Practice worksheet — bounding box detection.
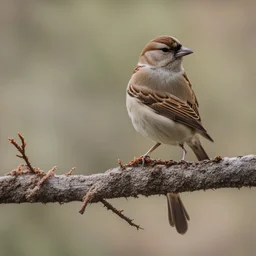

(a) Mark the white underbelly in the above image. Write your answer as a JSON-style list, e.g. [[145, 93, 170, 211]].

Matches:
[[126, 94, 195, 145]]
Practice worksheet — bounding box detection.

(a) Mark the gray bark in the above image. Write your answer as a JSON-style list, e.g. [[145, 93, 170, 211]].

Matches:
[[0, 155, 255, 204]]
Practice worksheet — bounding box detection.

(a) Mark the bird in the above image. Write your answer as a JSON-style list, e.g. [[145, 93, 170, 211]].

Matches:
[[126, 35, 213, 234]]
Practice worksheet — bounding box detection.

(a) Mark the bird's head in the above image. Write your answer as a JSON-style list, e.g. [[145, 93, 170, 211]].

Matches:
[[139, 36, 193, 71]]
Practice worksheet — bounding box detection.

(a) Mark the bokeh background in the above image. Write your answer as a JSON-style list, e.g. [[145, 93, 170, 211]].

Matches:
[[0, 1, 255, 255]]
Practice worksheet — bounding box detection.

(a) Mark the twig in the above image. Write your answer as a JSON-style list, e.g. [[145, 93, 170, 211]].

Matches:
[[26, 166, 56, 201], [8, 133, 36, 173], [100, 199, 143, 230], [79, 184, 141, 230], [118, 159, 124, 168], [66, 167, 76, 176], [7, 164, 27, 176], [79, 185, 97, 214]]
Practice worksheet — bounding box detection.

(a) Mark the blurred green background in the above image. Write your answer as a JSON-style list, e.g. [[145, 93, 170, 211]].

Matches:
[[0, 1, 255, 255]]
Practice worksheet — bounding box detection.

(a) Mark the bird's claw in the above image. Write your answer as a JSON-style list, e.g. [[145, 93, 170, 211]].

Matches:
[[180, 159, 189, 165], [141, 155, 150, 166]]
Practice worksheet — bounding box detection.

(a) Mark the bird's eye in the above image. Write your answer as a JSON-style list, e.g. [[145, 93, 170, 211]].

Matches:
[[173, 44, 182, 52], [161, 48, 169, 52]]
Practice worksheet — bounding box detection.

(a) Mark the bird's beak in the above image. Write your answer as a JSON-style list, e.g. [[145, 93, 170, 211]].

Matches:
[[175, 46, 193, 58]]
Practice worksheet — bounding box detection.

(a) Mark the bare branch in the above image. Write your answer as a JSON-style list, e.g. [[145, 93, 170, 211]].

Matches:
[[4, 133, 256, 230], [100, 199, 143, 230], [0, 155, 255, 205]]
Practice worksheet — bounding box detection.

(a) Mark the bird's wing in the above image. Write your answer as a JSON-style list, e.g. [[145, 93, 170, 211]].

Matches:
[[182, 72, 200, 117], [127, 83, 213, 142]]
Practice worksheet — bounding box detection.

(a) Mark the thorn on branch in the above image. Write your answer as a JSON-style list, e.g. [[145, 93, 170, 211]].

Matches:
[[100, 199, 143, 230], [65, 167, 76, 176], [26, 166, 57, 201]]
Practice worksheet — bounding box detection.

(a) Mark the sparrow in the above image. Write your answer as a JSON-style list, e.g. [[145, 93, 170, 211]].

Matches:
[[126, 36, 213, 234]]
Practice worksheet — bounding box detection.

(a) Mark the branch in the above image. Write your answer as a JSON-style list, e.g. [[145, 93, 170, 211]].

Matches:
[[3, 133, 256, 230], [100, 199, 143, 230], [1, 155, 256, 204], [5, 133, 145, 229]]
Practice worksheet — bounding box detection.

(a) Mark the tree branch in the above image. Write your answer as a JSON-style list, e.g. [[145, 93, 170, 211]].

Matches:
[[3, 133, 256, 230], [1, 155, 255, 204]]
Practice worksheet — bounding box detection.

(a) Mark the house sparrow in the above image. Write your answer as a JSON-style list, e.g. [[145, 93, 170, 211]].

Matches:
[[126, 36, 213, 234]]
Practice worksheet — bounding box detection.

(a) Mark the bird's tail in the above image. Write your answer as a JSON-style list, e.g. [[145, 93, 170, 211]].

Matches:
[[187, 139, 210, 161], [167, 193, 190, 234], [167, 138, 210, 234]]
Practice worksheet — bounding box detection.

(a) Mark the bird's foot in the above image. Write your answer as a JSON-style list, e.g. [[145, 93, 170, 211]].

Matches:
[[141, 154, 151, 166], [179, 159, 190, 167], [126, 155, 152, 167]]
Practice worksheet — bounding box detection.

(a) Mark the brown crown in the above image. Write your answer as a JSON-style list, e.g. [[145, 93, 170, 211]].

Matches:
[[140, 36, 180, 56]]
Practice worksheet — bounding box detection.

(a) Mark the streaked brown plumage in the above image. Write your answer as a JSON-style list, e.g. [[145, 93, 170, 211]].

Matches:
[[127, 83, 213, 142]]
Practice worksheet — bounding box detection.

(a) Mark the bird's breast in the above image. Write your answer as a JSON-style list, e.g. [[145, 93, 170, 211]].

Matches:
[[126, 92, 194, 145]]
